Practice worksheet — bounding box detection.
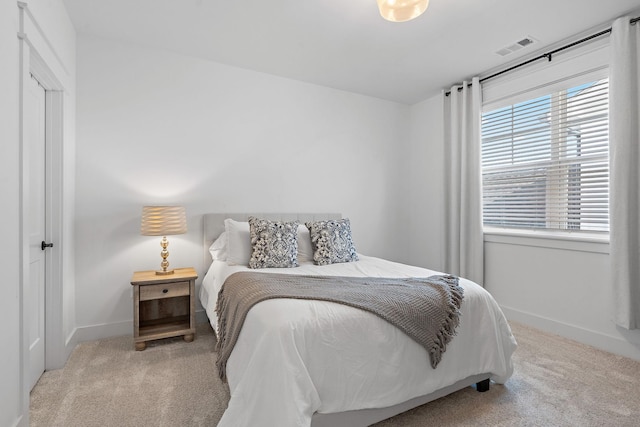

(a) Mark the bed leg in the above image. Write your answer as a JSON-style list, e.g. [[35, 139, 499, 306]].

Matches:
[[476, 378, 490, 392]]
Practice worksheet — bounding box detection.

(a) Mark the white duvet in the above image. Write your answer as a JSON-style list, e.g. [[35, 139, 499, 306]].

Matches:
[[200, 255, 517, 427]]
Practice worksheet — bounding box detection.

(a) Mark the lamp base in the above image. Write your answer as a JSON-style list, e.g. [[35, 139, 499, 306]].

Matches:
[[155, 269, 175, 276], [156, 236, 174, 275]]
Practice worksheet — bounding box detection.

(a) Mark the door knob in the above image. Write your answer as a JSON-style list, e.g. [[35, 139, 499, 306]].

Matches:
[[41, 241, 54, 251]]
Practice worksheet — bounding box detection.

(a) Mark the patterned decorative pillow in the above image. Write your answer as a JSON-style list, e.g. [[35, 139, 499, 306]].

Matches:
[[248, 217, 300, 269], [305, 218, 359, 266]]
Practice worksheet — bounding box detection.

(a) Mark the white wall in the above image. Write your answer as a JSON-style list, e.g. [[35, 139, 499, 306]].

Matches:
[[0, 0, 76, 425], [0, 2, 24, 425], [403, 95, 445, 271], [408, 91, 640, 361], [485, 237, 640, 360], [74, 35, 409, 338]]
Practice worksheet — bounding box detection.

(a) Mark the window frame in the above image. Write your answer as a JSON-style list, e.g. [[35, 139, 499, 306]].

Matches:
[[480, 42, 610, 245]]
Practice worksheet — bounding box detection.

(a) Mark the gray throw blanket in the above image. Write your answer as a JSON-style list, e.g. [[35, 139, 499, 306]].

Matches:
[[215, 272, 464, 381]]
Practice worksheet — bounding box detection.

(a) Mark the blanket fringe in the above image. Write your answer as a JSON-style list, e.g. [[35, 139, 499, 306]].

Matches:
[[428, 275, 464, 369], [215, 292, 229, 382]]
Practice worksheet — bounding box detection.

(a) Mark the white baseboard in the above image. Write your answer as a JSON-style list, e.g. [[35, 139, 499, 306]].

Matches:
[[73, 320, 132, 343], [44, 327, 80, 371], [195, 309, 209, 325], [64, 327, 78, 362], [14, 414, 26, 427], [501, 305, 640, 362], [68, 309, 211, 344]]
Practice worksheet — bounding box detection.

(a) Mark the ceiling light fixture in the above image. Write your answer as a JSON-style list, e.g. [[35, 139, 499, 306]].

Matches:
[[377, 0, 429, 22]]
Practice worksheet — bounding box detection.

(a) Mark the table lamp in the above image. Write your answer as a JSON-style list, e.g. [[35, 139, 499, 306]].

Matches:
[[140, 205, 187, 275]]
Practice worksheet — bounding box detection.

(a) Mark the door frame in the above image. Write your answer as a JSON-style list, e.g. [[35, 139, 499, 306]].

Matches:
[[18, 2, 67, 422], [30, 53, 66, 370]]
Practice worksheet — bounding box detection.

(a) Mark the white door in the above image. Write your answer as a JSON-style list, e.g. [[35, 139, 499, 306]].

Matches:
[[26, 74, 46, 390]]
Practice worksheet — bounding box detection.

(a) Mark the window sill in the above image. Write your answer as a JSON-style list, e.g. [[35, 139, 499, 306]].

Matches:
[[483, 227, 610, 254]]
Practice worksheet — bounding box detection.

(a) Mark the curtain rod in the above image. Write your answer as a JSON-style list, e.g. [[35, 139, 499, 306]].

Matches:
[[445, 15, 640, 96]]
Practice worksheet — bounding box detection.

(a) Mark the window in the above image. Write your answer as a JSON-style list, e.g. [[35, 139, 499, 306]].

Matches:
[[481, 78, 609, 233]]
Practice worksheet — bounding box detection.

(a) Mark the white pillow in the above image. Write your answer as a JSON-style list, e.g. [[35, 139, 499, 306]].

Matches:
[[208, 231, 228, 261], [297, 224, 313, 263], [225, 219, 251, 265]]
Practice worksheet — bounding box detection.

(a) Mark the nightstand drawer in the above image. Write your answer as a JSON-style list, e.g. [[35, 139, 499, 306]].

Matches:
[[140, 281, 190, 301]]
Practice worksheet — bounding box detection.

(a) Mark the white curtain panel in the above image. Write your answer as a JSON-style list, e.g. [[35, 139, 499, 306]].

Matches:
[[442, 77, 484, 285], [610, 17, 640, 330]]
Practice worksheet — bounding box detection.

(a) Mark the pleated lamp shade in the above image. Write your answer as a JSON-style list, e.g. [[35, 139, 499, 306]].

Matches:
[[141, 206, 187, 275], [377, 0, 429, 22], [141, 206, 187, 236]]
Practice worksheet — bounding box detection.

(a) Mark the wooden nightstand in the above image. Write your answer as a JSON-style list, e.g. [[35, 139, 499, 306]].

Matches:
[[130, 267, 198, 351]]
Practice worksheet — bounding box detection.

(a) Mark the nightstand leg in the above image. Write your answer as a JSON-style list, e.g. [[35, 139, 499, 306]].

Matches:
[[183, 333, 194, 343], [135, 342, 147, 351]]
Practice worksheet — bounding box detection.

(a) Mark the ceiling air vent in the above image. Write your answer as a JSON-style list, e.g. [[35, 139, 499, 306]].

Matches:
[[496, 36, 537, 57]]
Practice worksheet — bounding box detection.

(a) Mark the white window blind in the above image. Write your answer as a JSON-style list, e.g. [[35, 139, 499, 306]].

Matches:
[[481, 78, 609, 232]]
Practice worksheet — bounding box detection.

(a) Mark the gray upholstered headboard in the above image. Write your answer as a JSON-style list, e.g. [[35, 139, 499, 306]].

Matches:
[[202, 213, 341, 266]]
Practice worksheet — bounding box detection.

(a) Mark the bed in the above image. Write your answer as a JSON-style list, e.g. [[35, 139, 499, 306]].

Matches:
[[199, 213, 517, 427]]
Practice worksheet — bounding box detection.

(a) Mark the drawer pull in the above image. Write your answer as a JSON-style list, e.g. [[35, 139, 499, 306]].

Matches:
[[162, 289, 169, 294]]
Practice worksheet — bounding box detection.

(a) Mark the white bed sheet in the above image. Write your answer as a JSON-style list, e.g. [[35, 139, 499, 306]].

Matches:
[[201, 255, 517, 427]]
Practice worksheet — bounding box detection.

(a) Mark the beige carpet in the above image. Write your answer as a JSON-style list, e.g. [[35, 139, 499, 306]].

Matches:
[[31, 322, 640, 426]]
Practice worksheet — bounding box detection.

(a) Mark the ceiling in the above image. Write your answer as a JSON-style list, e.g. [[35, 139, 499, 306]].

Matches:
[[62, 0, 640, 104]]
